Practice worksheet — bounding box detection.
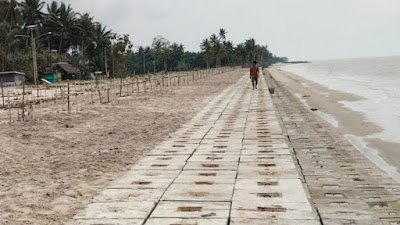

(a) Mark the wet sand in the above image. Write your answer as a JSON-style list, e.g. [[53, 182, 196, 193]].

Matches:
[[268, 65, 400, 182]]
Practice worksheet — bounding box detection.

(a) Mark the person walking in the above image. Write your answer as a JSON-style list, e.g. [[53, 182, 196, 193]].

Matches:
[[250, 61, 259, 90]]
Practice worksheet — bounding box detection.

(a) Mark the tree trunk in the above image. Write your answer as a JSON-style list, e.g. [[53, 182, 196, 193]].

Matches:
[[163, 59, 168, 73], [58, 37, 63, 57], [1, 55, 5, 72]]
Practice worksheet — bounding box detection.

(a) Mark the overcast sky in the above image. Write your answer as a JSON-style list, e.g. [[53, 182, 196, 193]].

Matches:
[[45, 0, 400, 61]]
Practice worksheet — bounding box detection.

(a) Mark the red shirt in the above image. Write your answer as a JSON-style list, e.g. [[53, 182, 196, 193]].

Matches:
[[250, 66, 259, 77]]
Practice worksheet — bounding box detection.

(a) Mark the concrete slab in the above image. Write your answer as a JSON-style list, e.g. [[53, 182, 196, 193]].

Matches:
[[75, 202, 155, 219], [144, 218, 228, 225], [137, 155, 190, 164], [184, 161, 239, 171], [188, 155, 240, 162], [240, 148, 292, 155], [150, 201, 231, 219], [238, 161, 297, 171], [109, 177, 174, 189], [162, 183, 234, 201], [93, 189, 165, 203], [237, 168, 300, 179], [239, 155, 295, 163], [231, 202, 317, 220], [230, 218, 320, 225], [69, 219, 144, 225], [174, 170, 237, 184], [131, 161, 186, 170]]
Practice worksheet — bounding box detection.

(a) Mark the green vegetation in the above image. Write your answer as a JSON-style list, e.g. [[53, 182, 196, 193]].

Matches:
[[0, 0, 288, 82]]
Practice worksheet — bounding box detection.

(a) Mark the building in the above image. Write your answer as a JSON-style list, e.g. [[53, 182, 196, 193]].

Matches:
[[54, 62, 80, 80], [0, 71, 25, 86]]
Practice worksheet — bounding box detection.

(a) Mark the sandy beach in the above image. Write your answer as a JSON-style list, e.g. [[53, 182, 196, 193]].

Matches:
[[0, 70, 245, 224], [268, 65, 400, 181]]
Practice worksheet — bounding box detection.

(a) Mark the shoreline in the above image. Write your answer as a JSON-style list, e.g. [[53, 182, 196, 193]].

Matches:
[[268, 65, 400, 183]]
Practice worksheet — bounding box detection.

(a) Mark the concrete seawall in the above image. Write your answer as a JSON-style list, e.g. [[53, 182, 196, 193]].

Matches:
[[266, 67, 400, 225]]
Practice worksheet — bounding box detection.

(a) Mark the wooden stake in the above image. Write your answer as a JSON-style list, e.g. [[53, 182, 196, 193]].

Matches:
[[7, 92, 11, 124], [90, 82, 94, 104], [22, 77, 25, 122], [120, 76, 123, 97], [1, 79, 4, 108], [75, 92, 78, 113], [67, 80, 70, 114], [97, 86, 102, 104], [136, 76, 139, 93], [107, 88, 110, 103], [39, 99, 42, 119]]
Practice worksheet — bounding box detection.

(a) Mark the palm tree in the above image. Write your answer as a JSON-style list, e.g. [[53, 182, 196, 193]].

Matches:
[[210, 34, 223, 67], [218, 28, 231, 64], [1, 0, 22, 26], [151, 35, 170, 72], [235, 43, 248, 67], [47, 2, 78, 56], [86, 22, 111, 71], [77, 13, 94, 58], [20, 0, 44, 26], [0, 23, 21, 71], [200, 38, 211, 69], [244, 38, 256, 65], [46, 0, 59, 16]]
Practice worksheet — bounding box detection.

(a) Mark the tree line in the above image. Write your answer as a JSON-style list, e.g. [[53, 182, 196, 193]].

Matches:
[[0, 0, 288, 82]]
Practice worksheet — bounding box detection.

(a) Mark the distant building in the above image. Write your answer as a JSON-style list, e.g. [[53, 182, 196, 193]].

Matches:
[[0, 71, 25, 86], [54, 62, 80, 80]]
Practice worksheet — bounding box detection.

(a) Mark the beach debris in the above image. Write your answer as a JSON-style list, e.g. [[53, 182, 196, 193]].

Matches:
[[311, 108, 318, 111]]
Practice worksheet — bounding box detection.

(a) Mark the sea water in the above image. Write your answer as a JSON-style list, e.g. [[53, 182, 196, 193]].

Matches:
[[282, 56, 400, 181]]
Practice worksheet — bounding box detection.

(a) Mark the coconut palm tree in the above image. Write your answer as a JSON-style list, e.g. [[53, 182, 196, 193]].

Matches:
[[210, 34, 223, 67], [244, 38, 256, 65], [47, 2, 78, 56], [0, 22, 21, 71], [1, 0, 22, 26], [200, 38, 211, 69], [218, 28, 231, 64], [20, 0, 45, 26], [77, 13, 95, 58], [85, 22, 111, 71]]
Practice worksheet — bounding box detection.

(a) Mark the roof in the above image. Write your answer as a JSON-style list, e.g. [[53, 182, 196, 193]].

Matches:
[[55, 62, 79, 74], [0, 71, 25, 76]]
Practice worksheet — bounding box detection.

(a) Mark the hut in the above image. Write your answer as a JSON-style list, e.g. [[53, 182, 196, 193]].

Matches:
[[54, 62, 80, 80], [0, 71, 25, 87]]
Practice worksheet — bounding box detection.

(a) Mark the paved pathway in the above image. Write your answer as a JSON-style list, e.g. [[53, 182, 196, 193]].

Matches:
[[69, 72, 320, 225]]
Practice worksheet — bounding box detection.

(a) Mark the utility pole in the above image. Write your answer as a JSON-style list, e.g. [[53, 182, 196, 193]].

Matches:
[[30, 29, 38, 87]]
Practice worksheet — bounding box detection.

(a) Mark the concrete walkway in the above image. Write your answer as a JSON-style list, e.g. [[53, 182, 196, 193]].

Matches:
[[70, 72, 320, 225]]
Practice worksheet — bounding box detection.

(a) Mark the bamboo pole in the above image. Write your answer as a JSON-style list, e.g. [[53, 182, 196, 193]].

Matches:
[[120, 76, 123, 97], [67, 80, 70, 114], [39, 99, 42, 119], [136, 76, 139, 93], [22, 78, 25, 122], [75, 91, 78, 113], [1, 79, 4, 108], [90, 81, 94, 104], [107, 88, 110, 103], [7, 92, 11, 124], [98, 85, 102, 104]]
